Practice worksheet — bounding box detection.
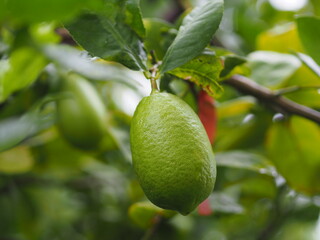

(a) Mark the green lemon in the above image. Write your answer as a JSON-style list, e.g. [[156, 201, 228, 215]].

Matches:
[[130, 92, 216, 215], [57, 73, 109, 150]]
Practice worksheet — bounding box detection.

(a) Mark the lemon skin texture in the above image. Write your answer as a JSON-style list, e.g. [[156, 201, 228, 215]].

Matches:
[[130, 92, 216, 215], [57, 74, 108, 150]]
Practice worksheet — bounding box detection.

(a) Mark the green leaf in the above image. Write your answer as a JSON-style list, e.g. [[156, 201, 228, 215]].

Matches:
[[248, 51, 301, 88], [0, 47, 47, 102], [257, 23, 303, 53], [0, 97, 56, 152], [296, 16, 320, 66], [217, 96, 256, 119], [209, 192, 244, 214], [143, 18, 175, 60], [294, 52, 320, 79], [311, 0, 320, 16], [0, 146, 34, 174], [266, 116, 320, 195], [42, 44, 140, 89], [239, 176, 276, 199], [33, 136, 96, 179], [160, 0, 224, 73], [168, 53, 223, 97], [125, 0, 146, 38], [284, 64, 320, 108], [220, 55, 247, 78], [66, 13, 147, 71], [6, 0, 103, 23], [216, 151, 275, 176]]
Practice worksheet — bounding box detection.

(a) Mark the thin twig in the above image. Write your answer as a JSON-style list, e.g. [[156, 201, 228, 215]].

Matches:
[[224, 75, 320, 124]]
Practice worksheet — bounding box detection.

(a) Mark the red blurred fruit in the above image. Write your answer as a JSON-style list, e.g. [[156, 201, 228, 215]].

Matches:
[[197, 90, 217, 215]]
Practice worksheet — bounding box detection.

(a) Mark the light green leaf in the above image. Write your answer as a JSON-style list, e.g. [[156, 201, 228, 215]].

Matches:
[[0, 47, 47, 102], [248, 51, 301, 88], [216, 151, 275, 176], [296, 16, 320, 66], [160, 0, 224, 73], [294, 52, 320, 79], [0, 97, 56, 152], [66, 13, 147, 71], [257, 23, 303, 53], [168, 53, 223, 97], [0, 146, 34, 174], [284, 64, 320, 108], [266, 116, 320, 195], [43, 44, 140, 89], [217, 96, 256, 119]]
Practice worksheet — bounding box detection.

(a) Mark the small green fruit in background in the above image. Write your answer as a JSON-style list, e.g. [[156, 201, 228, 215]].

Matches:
[[129, 201, 176, 229], [57, 73, 110, 150], [130, 92, 216, 215]]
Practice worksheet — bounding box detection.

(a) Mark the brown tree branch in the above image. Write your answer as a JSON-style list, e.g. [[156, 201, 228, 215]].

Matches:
[[224, 75, 320, 124]]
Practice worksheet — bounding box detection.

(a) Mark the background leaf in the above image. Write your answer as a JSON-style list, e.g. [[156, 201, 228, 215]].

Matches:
[[216, 151, 275, 176], [257, 23, 303, 53], [209, 192, 244, 214], [43, 44, 140, 89], [0, 146, 34, 174], [266, 116, 320, 195], [296, 16, 320, 66], [0, 98, 55, 152], [0, 47, 47, 102], [248, 51, 301, 87], [160, 0, 224, 73], [5, 0, 103, 23]]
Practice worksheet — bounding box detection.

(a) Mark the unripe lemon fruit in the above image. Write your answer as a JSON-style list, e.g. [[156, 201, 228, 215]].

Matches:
[[57, 73, 108, 150], [130, 92, 216, 215]]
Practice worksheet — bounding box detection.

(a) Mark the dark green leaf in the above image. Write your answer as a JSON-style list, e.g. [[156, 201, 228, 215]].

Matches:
[[168, 53, 223, 97], [6, 0, 103, 23], [125, 0, 146, 38], [296, 16, 320, 66], [311, 0, 320, 16], [143, 18, 175, 60], [220, 55, 247, 78], [66, 13, 147, 71], [160, 0, 224, 73]]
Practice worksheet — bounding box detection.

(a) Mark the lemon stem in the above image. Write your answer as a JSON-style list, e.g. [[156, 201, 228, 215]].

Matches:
[[150, 65, 159, 94]]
